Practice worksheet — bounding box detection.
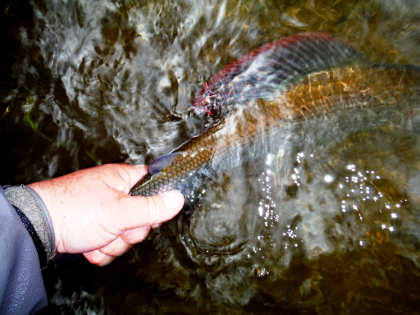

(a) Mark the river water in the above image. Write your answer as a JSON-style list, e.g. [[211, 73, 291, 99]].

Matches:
[[1, 0, 420, 314]]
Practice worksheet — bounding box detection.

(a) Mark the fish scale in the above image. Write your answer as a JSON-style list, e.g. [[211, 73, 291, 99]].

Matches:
[[130, 33, 420, 197]]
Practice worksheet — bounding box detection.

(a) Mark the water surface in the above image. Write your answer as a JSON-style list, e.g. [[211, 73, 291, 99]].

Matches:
[[1, 0, 420, 313]]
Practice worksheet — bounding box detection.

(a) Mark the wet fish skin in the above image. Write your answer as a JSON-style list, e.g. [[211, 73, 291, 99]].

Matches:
[[130, 33, 420, 197]]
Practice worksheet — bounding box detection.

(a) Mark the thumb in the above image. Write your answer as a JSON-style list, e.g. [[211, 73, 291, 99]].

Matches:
[[115, 164, 148, 190], [116, 190, 185, 229]]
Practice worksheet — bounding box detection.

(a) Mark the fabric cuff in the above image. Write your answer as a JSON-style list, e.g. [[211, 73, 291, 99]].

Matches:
[[4, 185, 56, 261]]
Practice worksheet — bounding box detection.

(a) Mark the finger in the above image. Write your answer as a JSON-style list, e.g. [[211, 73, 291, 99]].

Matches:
[[99, 237, 132, 256], [121, 226, 151, 244], [116, 190, 184, 229], [117, 164, 149, 190], [84, 250, 115, 266]]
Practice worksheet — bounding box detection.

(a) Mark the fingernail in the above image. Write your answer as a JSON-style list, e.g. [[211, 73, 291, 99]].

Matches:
[[162, 190, 184, 212]]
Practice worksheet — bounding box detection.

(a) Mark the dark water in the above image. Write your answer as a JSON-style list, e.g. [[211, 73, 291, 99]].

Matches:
[[1, 0, 420, 314]]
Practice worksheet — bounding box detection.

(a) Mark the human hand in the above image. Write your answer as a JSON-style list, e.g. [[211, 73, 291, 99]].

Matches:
[[28, 164, 184, 266]]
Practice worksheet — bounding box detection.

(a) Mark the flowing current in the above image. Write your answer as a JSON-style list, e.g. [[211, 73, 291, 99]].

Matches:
[[1, 0, 420, 313]]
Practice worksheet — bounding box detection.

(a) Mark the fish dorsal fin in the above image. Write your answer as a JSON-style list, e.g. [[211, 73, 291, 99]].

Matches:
[[194, 32, 367, 116]]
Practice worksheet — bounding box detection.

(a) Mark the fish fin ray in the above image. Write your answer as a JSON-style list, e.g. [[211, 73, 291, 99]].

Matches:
[[194, 32, 367, 116], [148, 152, 181, 175]]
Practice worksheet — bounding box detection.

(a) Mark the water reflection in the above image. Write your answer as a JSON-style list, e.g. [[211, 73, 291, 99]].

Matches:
[[1, 0, 420, 313]]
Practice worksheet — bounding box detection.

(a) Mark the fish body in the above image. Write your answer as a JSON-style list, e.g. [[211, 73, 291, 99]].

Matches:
[[130, 33, 420, 197]]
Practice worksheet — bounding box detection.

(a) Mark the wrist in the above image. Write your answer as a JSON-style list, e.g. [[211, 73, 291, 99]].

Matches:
[[4, 185, 56, 263]]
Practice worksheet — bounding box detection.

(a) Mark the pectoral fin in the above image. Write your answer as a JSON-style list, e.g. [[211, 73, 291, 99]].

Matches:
[[148, 152, 180, 175]]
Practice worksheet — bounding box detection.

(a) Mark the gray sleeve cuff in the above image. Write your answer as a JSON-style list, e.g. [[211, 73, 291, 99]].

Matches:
[[4, 185, 56, 260]]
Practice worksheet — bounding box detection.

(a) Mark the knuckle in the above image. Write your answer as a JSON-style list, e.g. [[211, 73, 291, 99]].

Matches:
[[84, 251, 105, 265], [84, 250, 115, 266]]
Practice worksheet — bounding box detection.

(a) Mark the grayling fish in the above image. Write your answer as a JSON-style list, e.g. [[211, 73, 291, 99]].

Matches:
[[130, 32, 420, 197]]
